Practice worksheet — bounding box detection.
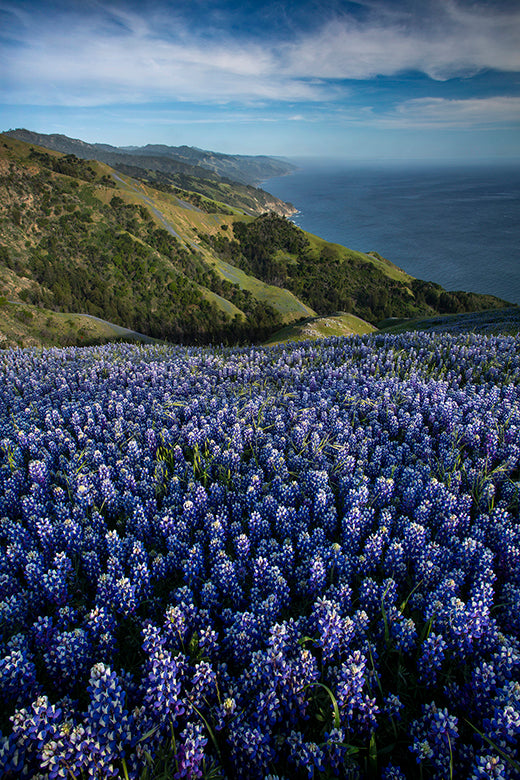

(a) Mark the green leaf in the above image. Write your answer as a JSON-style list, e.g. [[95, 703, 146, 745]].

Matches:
[[306, 682, 341, 730], [298, 635, 316, 646], [192, 704, 222, 761], [368, 733, 378, 774], [465, 719, 520, 772]]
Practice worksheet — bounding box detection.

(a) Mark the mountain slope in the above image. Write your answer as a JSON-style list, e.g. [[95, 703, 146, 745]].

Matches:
[[4, 129, 296, 216], [120, 143, 296, 185], [0, 134, 311, 345], [201, 211, 510, 324], [379, 306, 520, 336], [0, 133, 512, 349], [0, 300, 160, 349], [265, 313, 378, 344]]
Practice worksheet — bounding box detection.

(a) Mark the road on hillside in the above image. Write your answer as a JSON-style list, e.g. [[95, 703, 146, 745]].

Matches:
[[110, 173, 201, 249]]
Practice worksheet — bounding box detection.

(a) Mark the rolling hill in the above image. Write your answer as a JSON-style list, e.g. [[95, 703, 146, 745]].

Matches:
[[0, 132, 512, 348], [4, 129, 297, 217]]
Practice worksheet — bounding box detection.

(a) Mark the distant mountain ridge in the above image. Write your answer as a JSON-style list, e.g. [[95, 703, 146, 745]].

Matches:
[[119, 143, 296, 186], [4, 128, 295, 217], [4, 129, 296, 186]]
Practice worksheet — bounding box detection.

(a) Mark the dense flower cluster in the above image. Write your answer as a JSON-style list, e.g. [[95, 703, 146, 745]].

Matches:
[[1, 332, 520, 778]]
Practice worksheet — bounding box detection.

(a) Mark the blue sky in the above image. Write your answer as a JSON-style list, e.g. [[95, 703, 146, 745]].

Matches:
[[1, 0, 519, 160]]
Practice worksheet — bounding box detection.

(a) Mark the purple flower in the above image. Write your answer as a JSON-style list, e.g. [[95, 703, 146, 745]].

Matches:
[[175, 721, 208, 779]]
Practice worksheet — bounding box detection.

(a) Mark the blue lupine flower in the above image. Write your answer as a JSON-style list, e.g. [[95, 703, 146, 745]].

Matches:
[[175, 721, 208, 779], [381, 763, 407, 780], [44, 628, 92, 691], [141, 622, 185, 728], [410, 702, 459, 778], [1, 333, 520, 776], [85, 662, 134, 756], [384, 693, 404, 721], [227, 720, 275, 779], [470, 754, 508, 779], [0, 646, 38, 706], [418, 632, 448, 686], [286, 730, 325, 778]]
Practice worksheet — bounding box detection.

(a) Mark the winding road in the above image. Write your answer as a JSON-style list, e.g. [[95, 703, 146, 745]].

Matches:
[[110, 173, 201, 249]]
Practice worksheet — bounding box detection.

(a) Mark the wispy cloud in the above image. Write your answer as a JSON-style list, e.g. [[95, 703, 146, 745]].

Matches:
[[0, 0, 519, 110], [3, 34, 320, 106], [283, 0, 520, 81], [0, 1, 315, 105], [329, 96, 520, 130], [391, 96, 520, 128]]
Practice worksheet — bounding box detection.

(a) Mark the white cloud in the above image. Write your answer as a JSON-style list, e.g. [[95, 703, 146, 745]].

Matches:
[[392, 96, 520, 127], [1, 0, 519, 107], [330, 96, 520, 130], [282, 0, 520, 81], [4, 27, 321, 105]]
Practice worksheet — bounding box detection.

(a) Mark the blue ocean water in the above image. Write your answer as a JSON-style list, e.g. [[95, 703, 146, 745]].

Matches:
[[263, 160, 520, 306]]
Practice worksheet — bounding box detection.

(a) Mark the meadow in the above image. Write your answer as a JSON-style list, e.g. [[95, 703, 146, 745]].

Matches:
[[1, 332, 519, 779]]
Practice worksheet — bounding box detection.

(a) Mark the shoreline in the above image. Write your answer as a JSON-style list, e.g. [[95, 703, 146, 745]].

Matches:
[[259, 161, 520, 306], [259, 170, 299, 218]]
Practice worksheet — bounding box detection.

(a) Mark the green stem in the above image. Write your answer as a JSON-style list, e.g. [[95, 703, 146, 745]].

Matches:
[[192, 703, 223, 761], [121, 757, 130, 780], [306, 682, 341, 729], [464, 719, 520, 772]]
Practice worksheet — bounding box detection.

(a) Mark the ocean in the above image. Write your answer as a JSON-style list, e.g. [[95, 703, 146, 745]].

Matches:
[[263, 160, 520, 306]]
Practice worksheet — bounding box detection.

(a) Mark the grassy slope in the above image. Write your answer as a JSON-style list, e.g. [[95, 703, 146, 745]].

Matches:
[[101, 172, 246, 320], [226, 212, 511, 326], [4, 129, 297, 217], [265, 312, 377, 345], [89, 169, 316, 323], [266, 307, 520, 347], [379, 306, 520, 336], [0, 135, 315, 345], [305, 233, 412, 284], [208, 257, 316, 322], [0, 300, 159, 349], [1, 133, 513, 348]]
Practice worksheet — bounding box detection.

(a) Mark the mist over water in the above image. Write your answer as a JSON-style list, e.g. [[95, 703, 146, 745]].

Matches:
[[264, 160, 520, 306]]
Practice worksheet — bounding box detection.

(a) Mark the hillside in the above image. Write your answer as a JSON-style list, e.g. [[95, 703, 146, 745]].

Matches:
[[265, 312, 378, 344], [0, 133, 512, 348], [201, 212, 510, 323], [119, 143, 296, 186], [4, 129, 296, 217], [0, 299, 159, 349], [379, 306, 520, 336]]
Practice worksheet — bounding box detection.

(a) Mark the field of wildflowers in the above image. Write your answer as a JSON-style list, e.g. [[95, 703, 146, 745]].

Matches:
[[1, 333, 520, 779]]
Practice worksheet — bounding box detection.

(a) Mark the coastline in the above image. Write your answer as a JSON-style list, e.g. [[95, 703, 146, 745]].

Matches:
[[257, 184, 298, 217], [259, 169, 299, 218], [261, 161, 520, 306]]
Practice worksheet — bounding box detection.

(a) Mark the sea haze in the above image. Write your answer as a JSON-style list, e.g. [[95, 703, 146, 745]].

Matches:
[[263, 160, 520, 306]]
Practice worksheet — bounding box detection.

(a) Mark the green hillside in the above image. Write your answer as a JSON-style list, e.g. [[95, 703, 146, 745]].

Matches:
[[378, 306, 520, 336], [202, 211, 509, 324], [0, 133, 512, 349], [0, 135, 315, 346], [4, 129, 297, 217], [0, 299, 159, 349], [265, 312, 377, 345]]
